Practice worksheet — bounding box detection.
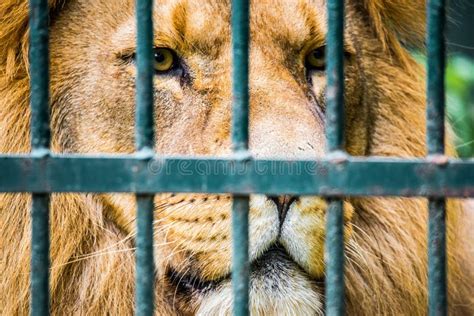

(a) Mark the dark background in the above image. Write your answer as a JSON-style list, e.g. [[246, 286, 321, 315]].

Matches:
[[448, 0, 474, 58]]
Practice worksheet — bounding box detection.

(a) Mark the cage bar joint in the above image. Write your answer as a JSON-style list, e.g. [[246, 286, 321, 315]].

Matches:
[[326, 150, 348, 165], [30, 148, 50, 159], [135, 147, 155, 160]]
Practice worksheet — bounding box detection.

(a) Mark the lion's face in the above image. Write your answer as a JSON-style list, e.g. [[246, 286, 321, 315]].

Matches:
[[2, 0, 473, 314], [48, 0, 402, 314]]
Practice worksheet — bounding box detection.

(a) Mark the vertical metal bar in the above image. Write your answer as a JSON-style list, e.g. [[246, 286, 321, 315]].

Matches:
[[231, 0, 250, 315], [427, 1, 447, 315], [232, 196, 250, 316], [135, 0, 155, 152], [135, 195, 155, 316], [326, 0, 345, 153], [325, 200, 345, 315], [232, 0, 250, 154], [135, 0, 155, 315], [427, 0, 446, 155], [28, 0, 51, 315], [29, 0, 51, 153], [30, 194, 50, 316], [325, 0, 345, 315], [428, 199, 447, 316]]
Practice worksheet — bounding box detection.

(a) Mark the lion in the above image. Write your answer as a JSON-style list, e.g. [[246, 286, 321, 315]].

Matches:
[[1, 0, 473, 315]]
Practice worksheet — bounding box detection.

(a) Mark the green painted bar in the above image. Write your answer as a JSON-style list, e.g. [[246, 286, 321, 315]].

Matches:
[[326, 0, 345, 153], [325, 0, 346, 315], [135, 195, 155, 316], [326, 197, 345, 316], [135, 0, 155, 315], [428, 199, 447, 316], [29, 0, 51, 152], [325, 200, 345, 315], [231, 0, 250, 315], [232, 196, 250, 316], [427, 0, 447, 315], [135, 0, 155, 151], [30, 194, 50, 316], [231, 0, 250, 154], [0, 156, 473, 196], [427, 0, 446, 155], [28, 0, 51, 314]]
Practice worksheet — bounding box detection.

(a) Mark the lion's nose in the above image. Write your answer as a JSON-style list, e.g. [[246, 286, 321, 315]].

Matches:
[[268, 195, 298, 224]]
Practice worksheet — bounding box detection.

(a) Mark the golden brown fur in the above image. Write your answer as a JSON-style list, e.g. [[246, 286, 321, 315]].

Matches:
[[1, 0, 473, 315]]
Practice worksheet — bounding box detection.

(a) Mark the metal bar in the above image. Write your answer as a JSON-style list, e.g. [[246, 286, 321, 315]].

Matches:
[[135, 0, 155, 315], [28, 0, 51, 314], [325, 196, 345, 316], [325, 200, 345, 315], [427, 0, 446, 156], [326, 0, 345, 153], [135, 0, 155, 152], [231, 0, 250, 315], [325, 0, 346, 315], [428, 199, 447, 316], [0, 156, 473, 196], [30, 194, 50, 316], [427, 0, 447, 315], [231, 0, 250, 154], [135, 195, 155, 316], [232, 196, 250, 316], [29, 0, 51, 152]]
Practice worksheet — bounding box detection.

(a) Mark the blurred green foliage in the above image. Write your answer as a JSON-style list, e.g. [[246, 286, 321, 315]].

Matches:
[[414, 53, 474, 157], [446, 56, 474, 157]]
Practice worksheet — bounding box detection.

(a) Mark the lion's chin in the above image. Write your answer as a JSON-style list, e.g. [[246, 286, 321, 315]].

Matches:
[[171, 246, 324, 316]]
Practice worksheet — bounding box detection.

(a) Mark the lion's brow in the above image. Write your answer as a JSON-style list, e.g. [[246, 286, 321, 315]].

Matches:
[[152, 0, 326, 55], [153, 0, 229, 56], [249, 0, 326, 51]]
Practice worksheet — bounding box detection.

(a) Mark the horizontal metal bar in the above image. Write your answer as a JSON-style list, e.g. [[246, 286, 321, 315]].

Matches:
[[0, 155, 473, 196]]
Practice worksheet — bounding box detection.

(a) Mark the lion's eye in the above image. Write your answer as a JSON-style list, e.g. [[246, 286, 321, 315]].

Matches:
[[305, 47, 326, 71], [153, 48, 175, 73]]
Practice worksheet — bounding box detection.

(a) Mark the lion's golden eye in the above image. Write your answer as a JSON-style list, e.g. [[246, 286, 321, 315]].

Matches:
[[153, 48, 175, 72], [305, 47, 326, 71]]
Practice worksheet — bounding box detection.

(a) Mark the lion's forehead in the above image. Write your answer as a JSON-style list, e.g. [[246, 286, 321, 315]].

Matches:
[[101, 0, 328, 58]]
